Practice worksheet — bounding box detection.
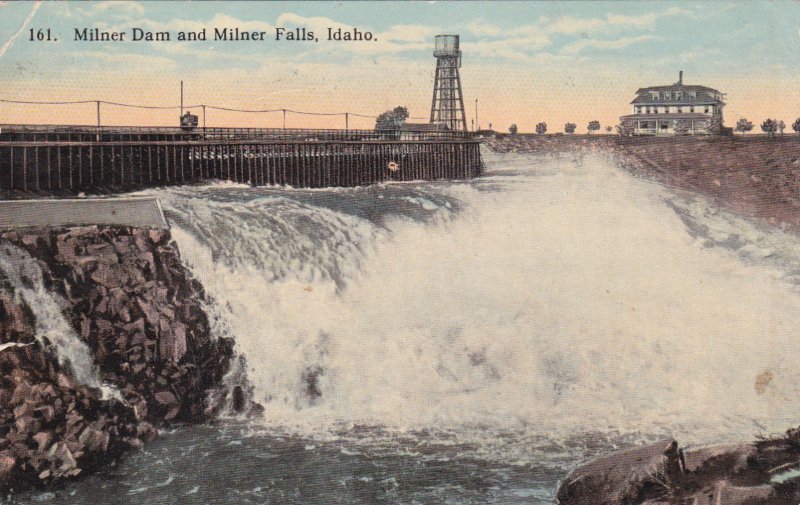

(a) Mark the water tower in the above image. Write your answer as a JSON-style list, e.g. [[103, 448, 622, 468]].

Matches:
[[430, 35, 467, 132]]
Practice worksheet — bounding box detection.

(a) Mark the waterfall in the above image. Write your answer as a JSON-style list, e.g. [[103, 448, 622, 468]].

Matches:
[[0, 241, 118, 400], [156, 152, 800, 446]]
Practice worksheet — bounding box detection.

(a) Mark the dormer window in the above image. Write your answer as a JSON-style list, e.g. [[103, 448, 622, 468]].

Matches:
[[675, 91, 683, 100], [689, 91, 697, 99], [664, 92, 672, 100], [650, 92, 659, 100]]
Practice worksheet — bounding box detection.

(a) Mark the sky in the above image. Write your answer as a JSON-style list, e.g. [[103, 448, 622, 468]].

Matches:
[[0, 0, 799, 132]]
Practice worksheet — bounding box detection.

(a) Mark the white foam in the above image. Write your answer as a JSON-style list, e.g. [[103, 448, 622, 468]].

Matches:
[[164, 151, 800, 448]]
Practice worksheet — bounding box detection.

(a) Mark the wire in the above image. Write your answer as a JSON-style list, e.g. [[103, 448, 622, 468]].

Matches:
[[100, 101, 182, 110], [204, 105, 283, 114], [0, 97, 423, 123], [0, 98, 95, 105]]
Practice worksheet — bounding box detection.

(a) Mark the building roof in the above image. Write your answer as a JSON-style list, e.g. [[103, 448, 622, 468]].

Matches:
[[635, 84, 721, 94], [631, 84, 724, 105]]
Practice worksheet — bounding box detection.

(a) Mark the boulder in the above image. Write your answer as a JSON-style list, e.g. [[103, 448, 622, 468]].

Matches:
[[557, 439, 682, 505], [0, 452, 16, 481]]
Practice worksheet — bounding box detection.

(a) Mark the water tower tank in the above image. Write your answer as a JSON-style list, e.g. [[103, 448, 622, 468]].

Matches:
[[434, 35, 460, 59]]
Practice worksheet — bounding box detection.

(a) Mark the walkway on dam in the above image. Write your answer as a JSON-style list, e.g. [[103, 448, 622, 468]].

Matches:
[[0, 197, 168, 229]]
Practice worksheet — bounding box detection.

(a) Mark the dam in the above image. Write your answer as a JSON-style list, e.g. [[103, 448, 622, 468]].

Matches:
[[0, 124, 483, 195]]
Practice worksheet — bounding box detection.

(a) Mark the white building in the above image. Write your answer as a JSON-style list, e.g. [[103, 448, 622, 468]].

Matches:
[[619, 72, 726, 136]]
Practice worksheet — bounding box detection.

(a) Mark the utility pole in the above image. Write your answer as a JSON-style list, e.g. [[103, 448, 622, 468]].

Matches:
[[282, 109, 286, 129], [475, 98, 478, 131], [180, 80, 184, 117], [345, 112, 349, 130], [95, 101, 101, 142]]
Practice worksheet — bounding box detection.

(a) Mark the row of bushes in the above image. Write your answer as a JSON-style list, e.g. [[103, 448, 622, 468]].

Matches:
[[508, 121, 611, 135], [506, 118, 800, 136], [735, 118, 800, 136]]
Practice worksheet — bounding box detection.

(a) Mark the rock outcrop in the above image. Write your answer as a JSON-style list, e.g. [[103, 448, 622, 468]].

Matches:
[[0, 225, 234, 491], [557, 434, 800, 505]]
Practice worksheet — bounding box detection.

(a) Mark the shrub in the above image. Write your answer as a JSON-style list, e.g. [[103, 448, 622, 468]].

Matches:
[[735, 118, 754, 134], [761, 118, 777, 138]]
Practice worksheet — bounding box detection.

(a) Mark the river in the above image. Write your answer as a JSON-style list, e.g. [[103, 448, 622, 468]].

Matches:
[[9, 149, 800, 504]]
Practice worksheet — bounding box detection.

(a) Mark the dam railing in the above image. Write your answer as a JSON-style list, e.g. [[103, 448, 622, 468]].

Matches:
[[0, 125, 483, 194]]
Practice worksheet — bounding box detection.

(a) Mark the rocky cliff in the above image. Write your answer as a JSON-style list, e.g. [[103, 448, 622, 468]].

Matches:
[[0, 225, 234, 491]]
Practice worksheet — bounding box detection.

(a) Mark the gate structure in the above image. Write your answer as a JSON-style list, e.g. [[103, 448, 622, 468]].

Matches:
[[0, 125, 484, 195]]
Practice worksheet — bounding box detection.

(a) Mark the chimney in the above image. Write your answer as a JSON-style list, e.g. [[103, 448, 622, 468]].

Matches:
[[678, 70, 683, 86]]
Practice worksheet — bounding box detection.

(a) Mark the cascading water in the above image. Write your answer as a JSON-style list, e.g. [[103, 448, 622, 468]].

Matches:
[[20, 150, 800, 504], [0, 242, 118, 400], [162, 151, 800, 442]]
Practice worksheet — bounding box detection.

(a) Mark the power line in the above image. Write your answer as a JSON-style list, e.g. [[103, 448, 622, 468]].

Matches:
[[99, 100, 183, 110], [0, 97, 439, 124], [0, 98, 95, 105]]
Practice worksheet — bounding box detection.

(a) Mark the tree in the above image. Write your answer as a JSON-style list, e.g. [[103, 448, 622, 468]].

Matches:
[[605, 126, 613, 134], [793, 118, 800, 135], [761, 118, 777, 138], [735, 118, 754, 135], [778, 120, 786, 135], [587, 120, 601, 134], [509, 124, 518, 135], [375, 106, 409, 131], [564, 123, 577, 134], [536, 122, 547, 135]]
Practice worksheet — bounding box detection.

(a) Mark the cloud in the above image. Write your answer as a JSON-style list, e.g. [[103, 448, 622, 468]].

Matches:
[[544, 7, 690, 35], [560, 35, 659, 55], [465, 20, 504, 38], [86, 1, 145, 18], [113, 13, 273, 35], [67, 50, 178, 70], [0, 1, 41, 58], [275, 12, 431, 55], [380, 24, 439, 43]]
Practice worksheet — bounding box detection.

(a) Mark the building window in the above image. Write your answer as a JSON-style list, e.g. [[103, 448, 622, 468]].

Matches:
[[690, 106, 695, 113], [704, 106, 710, 113], [689, 91, 696, 99], [676, 91, 683, 100]]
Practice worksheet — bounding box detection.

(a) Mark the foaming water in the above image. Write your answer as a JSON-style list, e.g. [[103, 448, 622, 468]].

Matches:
[[0, 242, 118, 399], [162, 152, 800, 444], [13, 151, 800, 505]]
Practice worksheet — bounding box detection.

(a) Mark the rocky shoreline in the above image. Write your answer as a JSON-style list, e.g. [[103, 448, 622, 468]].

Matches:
[[0, 225, 234, 492], [557, 434, 800, 505]]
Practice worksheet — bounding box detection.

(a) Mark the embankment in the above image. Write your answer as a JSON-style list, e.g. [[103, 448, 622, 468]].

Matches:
[[0, 225, 233, 491], [485, 134, 800, 232]]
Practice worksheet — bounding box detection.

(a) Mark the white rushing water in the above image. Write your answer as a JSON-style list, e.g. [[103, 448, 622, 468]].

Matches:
[[0, 242, 118, 399], [158, 151, 800, 449]]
